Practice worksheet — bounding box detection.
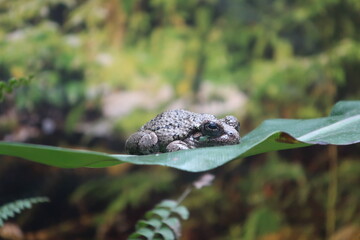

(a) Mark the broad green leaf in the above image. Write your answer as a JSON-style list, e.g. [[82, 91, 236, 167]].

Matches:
[[0, 101, 360, 172]]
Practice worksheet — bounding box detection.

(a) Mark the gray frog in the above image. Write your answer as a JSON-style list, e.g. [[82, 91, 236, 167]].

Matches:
[[125, 109, 240, 155]]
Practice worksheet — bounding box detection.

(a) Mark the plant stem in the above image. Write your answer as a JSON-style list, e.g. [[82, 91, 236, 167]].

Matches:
[[326, 145, 338, 238], [177, 186, 193, 204]]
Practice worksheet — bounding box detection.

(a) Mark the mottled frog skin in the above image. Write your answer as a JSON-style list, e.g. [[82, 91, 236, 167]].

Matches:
[[125, 109, 240, 155]]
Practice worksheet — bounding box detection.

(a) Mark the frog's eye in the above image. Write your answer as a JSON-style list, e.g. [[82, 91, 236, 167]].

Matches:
[[202, 121, 222, 137]]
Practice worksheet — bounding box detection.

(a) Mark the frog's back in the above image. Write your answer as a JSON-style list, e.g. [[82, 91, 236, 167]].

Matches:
[[141, 109, 215, 145]]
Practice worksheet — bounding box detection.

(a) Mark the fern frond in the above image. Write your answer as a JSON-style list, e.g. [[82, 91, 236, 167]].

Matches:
[[0, 197, 49, 227], [128, 174, 214, 239], [128, 200, 189, 240]]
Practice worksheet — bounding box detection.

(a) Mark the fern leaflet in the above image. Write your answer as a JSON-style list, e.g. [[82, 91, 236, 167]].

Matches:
[[0, 197, 49, 227]]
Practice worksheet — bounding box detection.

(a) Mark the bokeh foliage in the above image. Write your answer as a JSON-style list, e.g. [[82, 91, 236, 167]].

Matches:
[[1, 0, 359, 116], [1, 0, 360, 239]]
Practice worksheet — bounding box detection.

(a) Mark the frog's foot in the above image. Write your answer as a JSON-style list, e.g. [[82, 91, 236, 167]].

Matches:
[[125, 130, 159, 155], [166, 140, 190, 152]]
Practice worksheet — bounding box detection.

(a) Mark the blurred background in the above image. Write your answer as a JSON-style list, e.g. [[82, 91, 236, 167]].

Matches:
[[0, 0, 360, 239]]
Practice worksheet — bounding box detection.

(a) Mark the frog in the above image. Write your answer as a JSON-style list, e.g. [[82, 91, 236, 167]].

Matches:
[[125, 109, 240, 155]]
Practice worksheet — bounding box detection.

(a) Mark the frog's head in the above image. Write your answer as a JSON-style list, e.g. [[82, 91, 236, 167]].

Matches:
[[198, 116, 240, 146]]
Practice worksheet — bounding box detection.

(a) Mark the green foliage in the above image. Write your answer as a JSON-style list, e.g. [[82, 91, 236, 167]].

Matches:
[[0, 6, 87, 109], [0, 75, 33, 101], [129, 200, 189, 240], [336, 160, 360, 223], [243, 206, 283, 240], [127, 173, 214, 239], [71, 169, 175, 219], [115, 109, 159, 137], [1, 0, 359, 131], [221, 0, 360, 119], [0, 0, 360, 238], [0, 101, 359, 172], [240, 156, 308, 206], [0, 197, 49, 227]]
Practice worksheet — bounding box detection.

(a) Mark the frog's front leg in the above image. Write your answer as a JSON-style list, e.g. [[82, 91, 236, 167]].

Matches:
[[166, 140, 191, 152], [125, 130, 159, 155]]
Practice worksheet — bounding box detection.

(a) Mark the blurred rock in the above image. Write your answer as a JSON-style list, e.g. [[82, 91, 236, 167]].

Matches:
[[4, 126, 39, 142], [330, 225, 360, 240], [102, 85, 173, 118], [170, 81, 248, 117], [0, 223, 24, 240], [41, 118, 56, 135], [102, 81, 247, 120]]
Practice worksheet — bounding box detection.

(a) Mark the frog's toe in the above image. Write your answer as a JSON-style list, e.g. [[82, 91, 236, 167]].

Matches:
[[138, 131, 159, 154], [126, 130, 159, 155], [166, 140, 190, 152]]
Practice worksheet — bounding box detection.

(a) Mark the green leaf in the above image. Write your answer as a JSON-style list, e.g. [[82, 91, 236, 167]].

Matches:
[[0, 101, 360, 172], [171, 206, 189, 220], [163, 217, 181, 238], [136, 219, 162, 229], [128, 227, 154, 239], [0, 75, 33, 102], [0, 197, 49, 227], [154, 227, 176, 240], [243, 206, 283, 240], [146, 208, 171, 219], [156, 200, 178, 209]]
